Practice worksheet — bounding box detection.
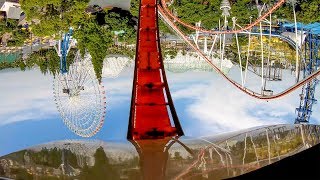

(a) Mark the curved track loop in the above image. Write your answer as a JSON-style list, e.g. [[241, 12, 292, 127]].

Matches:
[[158, 7, 320, 100], [160, 0, 286, 35]]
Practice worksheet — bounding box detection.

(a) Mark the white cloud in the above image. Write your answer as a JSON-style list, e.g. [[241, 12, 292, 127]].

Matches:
[[0, 67, 133, 126], [103, 68, 133, 108], [0, 68, 58, 126], [170, 69, 308, 136], [1, 65, 319, 136]]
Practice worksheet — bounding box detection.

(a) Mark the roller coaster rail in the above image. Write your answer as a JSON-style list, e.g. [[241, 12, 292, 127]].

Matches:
[[158, 6, 320, 101]]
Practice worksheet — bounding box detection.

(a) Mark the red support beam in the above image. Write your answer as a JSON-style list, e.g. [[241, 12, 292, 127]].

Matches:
[[127, 0, 184, 140], [131, 139, 172, 179]]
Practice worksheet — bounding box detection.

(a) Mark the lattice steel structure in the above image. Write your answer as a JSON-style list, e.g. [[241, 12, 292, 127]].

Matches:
[[296, 32, 320, 123], [57, 28, 73, 74], [127, 0, 184, 140], [54, 51, 106, 137]]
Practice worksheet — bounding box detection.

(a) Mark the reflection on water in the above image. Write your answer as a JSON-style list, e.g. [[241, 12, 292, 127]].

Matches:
[[1, 124, 319, 179]]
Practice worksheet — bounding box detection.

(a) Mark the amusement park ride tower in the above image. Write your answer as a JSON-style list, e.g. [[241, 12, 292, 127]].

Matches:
[[46, 0, 320, 178], [127, 0, 184, 140], [127, 1, 185, 178]]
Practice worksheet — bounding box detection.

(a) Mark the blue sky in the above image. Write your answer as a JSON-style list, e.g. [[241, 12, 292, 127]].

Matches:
[[1, 65, 320, 156]]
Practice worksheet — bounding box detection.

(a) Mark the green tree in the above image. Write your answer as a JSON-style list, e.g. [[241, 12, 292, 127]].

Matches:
[[10, 168, 33, 180], [104, 8, 136, 43], [19, 59, 26, 71], [7, 29, 30, 47], [298, 1, 320, 23], [74, 16, 113, 82], [166, 0, 320, 33], [0, 18, 30, 47], [0, 163, 4, 176], [130, 0, 140, 17], [79, 147, 119, 180], [20, 0, 90, 37]]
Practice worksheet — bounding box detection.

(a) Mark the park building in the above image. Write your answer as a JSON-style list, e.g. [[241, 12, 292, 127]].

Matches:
[[0, 0, 21, 20]]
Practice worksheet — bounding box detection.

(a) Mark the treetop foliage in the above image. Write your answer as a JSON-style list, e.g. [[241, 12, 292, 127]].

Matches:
[[20, 0, 90, 37], [19, 0, 137, 81]]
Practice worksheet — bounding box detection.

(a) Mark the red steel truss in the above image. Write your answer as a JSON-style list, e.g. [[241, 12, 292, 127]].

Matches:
[[127, 0, 184, 140]]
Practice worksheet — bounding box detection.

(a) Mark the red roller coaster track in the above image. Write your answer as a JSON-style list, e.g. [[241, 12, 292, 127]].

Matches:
[[128, 0, 319, 140], [157, 2, 320, 100], [127, 0, 184, 140]]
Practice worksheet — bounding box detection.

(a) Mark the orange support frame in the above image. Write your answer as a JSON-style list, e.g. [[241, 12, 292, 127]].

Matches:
[[127, 0, 184, 140]]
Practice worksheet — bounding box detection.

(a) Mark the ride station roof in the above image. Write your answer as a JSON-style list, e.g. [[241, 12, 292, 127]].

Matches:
[[282, 22, 320, 35]]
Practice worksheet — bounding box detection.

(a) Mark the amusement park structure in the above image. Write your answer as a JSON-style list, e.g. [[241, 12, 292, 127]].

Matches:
[[291, 24, 320, 123], [56, 28, 74, 74], [5, 1, 319, 179], [127, 0, 184, 140], [164, 51, 233, 74], [100, 52, 232, 77], [102, 56, 131, 78], [52, 0, 319, 138], [158, 0, 320, 124], [3, 124, 320, 179], [53, 29, 106, 137], [128, 0, 320, 139], [127, 0, 320, 172], [128, 0, 305, 140], [159, 0, 312, 99]]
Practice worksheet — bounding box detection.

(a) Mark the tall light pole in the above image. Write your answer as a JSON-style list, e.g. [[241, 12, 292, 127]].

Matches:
[[219, 0, 231, 70], [220, 0, 231, 29], [288, 0, 299, 82]]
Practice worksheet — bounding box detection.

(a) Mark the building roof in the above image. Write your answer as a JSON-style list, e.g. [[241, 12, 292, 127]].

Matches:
[[7, 6, 20, 19], [283, 22, 320, 35], [0, 0, 21, 19]]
